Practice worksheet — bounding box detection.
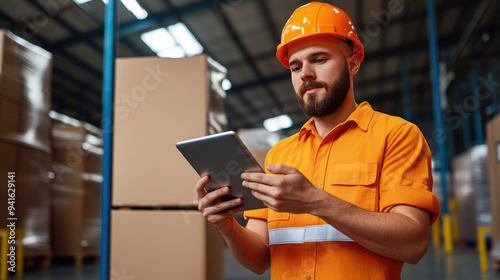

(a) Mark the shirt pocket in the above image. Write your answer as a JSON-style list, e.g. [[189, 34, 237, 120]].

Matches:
[[327, 162, 378, 211], [268, 210, 290, 224]]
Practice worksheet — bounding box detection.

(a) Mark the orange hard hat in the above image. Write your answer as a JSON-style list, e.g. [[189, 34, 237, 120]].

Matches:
[[276, 2, 364, 68]]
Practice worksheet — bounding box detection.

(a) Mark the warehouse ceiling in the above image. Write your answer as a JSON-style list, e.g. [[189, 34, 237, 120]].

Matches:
[[0, 0, 499, 155]]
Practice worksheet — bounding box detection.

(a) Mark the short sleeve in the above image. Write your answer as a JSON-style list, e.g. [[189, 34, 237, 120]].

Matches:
[[379, 123, 440, 224], [244, 208, 268, 221]]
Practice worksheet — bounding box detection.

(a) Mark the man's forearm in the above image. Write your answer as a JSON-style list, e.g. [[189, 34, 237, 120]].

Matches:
[[216, 217, 270, 274], [311, 193, 430, 264]]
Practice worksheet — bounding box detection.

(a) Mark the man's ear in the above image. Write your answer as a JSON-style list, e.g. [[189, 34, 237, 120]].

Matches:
[[347, 54, 361, 76]]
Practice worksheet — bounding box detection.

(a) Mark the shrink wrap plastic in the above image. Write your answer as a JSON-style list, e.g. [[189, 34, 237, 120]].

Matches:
[[0, 29, 52, 152]]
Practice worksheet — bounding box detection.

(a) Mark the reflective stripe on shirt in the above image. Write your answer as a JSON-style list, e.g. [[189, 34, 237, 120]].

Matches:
[[268, 224, 354, 245]]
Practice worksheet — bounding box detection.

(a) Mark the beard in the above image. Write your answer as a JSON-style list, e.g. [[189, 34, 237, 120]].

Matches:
[[296, 61, 351, 118]]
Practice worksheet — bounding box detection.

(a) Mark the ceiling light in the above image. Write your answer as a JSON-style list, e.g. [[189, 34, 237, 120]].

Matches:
[[121, 0, 148, 20], [73, 0, 92, 4], [167, 23, 203, 56], [222, 79, 232, 91], [94, 0, 147, 20], [263, 115, 293, 132], [141, 24, 204, 59], [157, 46, 185, 58], [141, 28, 176, 52]]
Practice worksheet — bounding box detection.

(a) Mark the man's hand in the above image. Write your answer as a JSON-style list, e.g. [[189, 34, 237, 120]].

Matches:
[[196, 175, 243, 231], [196, 175, 271, 273], [241, 164, 324, 214]]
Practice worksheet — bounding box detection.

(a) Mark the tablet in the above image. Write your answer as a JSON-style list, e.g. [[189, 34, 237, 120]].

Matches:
[[176, 131, 266, 211]]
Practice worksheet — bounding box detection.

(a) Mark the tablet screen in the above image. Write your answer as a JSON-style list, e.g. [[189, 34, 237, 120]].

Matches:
[[176, 131, 266, 211]]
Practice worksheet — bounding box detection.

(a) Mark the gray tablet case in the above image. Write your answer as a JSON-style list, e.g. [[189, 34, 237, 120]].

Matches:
[[176, 131, 266, 211]]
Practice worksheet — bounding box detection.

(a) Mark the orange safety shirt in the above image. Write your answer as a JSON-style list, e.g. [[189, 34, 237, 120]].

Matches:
[[244, 102, 440, 280]]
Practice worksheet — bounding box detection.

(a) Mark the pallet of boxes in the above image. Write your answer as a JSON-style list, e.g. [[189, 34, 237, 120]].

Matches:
[[49, 112, 102, 266], [0, 29, 53, 277], [110, 55, 227, 279]]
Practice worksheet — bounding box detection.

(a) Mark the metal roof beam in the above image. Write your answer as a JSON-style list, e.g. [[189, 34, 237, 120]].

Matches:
[[256, 0, 280, 46], [25, 0, 104, 65], [76, 1, 156, 57], [202, 0, 284, 115], [52, 1, 212, 48], [0, 8, 102, 80]]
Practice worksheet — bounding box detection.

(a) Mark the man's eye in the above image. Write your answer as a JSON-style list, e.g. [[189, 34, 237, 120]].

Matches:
[[291, 65, 301, 72], [314, 58, 326, 63]]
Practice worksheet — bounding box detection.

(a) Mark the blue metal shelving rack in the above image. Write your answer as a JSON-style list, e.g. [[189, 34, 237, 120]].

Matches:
[[100, 0, 118, 279], [426, 0, 452, 252]]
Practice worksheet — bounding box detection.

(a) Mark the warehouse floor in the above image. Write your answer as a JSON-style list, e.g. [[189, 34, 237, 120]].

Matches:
[[10, 243, 500, 280]]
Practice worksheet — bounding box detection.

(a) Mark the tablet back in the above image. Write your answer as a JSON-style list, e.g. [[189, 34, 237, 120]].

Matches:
[[176, 131, 266, 211]]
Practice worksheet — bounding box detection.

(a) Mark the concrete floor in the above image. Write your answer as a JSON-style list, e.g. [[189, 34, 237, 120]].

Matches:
[[10, 244, 500, 279]]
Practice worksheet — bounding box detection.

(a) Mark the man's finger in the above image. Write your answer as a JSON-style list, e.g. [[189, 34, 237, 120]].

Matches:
[[243, 180, 273, 196], [251, 190, 277, 211], [204, 198, 243, 216], [267, 164, 300, 175], [201, 186, 231, 206], [195, 175, 210, 200]]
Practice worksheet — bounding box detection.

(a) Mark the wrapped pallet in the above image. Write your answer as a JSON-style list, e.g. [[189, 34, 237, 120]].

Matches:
[[0, 29, 53, 260], [0, 142, 52, 256], [453, 144, 492, 244], [50, 112, 102, 265]]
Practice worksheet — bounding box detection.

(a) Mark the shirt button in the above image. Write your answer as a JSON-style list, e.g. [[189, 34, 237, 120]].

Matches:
[[306, 276, 311, 280]]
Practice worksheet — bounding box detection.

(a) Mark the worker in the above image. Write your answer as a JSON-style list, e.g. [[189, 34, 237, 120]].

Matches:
[[196, 2, 440, 279]]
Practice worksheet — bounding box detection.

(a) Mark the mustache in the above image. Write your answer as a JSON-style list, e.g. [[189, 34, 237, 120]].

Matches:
[[299, 81, 328, 96]]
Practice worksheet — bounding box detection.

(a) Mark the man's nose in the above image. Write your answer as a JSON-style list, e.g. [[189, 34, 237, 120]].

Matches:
[[300, 64, 316, 81]]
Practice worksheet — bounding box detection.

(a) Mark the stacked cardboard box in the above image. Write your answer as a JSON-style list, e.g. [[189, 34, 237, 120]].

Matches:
[[0, 29, 53, 258], [50, 112, 102, 264], [111, 55, 226, 279], [486, 115, 500, 268]]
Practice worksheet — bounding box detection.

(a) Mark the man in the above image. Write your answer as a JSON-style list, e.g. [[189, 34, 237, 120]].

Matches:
[[196, 2, 440, 279]]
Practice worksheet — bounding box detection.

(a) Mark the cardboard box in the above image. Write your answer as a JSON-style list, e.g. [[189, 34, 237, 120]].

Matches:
[[51, 175, 101, 258], [50, 112, 103, 147], [486, 115, 500, 261], [110, 210, 224, 280], [51, 117, 103, 177], [112, 55, 227, 206]]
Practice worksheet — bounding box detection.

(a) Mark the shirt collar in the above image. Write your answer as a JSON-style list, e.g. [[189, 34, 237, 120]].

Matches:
[[298, 102, 374, 141]]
